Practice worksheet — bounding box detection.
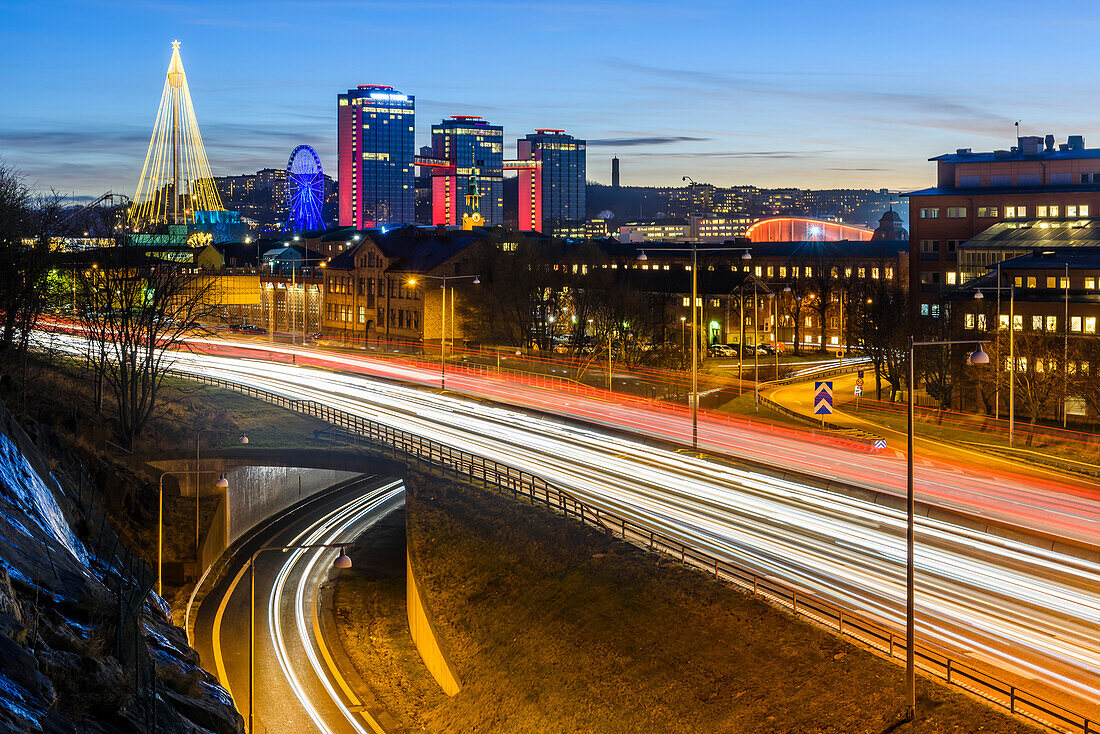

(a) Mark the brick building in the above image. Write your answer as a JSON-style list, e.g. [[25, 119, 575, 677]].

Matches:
[[907, 134, 1100, 317]]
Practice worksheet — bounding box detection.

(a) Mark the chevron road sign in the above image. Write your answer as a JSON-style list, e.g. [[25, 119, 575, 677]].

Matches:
[[874, 439, 888, 450], [814, 381, 834, 415]]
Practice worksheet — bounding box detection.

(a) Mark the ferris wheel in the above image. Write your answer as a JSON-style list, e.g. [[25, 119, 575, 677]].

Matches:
[[286, 145, 325, 232]]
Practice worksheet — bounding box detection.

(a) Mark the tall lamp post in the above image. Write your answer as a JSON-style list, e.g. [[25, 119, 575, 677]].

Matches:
[[904, 338, 988, 721], [248, 543, 352, 734], [974, 269, 1015, 445], [637, 245, 752, 448], [158, 469, 229, 597], [407, 274, 480, 390], [194, 432, 249, 558]]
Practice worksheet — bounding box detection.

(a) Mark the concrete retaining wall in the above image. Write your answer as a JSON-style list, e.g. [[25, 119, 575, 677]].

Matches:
[[405, 548, 462, 696]]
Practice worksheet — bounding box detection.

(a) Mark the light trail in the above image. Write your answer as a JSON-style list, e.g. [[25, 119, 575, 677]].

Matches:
[[264, 482, 404, 734], [37, 331, 1100, 713], [152, 349, 1100, 710]]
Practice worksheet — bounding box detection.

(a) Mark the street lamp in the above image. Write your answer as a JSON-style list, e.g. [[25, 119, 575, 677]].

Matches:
[[407, 273, 480, 390], [904, 338, 987, 721], [248, 542, 352, 733], [638, 244, 751, 448], [158, 469, 228, 597], [194, 432, 249, 559], [973, 263, 1015, 444]]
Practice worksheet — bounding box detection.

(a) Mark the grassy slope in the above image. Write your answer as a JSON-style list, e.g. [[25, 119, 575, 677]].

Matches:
[[334, 475, 1041, 734]]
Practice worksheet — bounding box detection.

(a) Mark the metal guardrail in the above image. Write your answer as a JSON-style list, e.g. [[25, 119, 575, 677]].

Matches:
[[175, 370, 1093, 734], [766, 359, 868, 387]]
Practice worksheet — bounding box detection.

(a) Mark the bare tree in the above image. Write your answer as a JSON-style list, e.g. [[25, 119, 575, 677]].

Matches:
[[778, 276, 812, 355], [76, 253, 217, 449], [852, 274, 908, 400], [0, 162, 65, 369]]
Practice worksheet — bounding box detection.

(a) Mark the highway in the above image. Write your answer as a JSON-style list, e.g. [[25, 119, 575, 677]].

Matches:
[[187, 336, 1100, 548], [191, 474, 405, 734], [162, 347, 1100, 714]]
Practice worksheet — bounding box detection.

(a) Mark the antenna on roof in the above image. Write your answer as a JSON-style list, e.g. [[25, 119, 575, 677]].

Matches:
[[1015, 120, 1021, 139]]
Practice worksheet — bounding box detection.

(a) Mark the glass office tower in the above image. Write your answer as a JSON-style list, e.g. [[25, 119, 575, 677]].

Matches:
[[517, 129, 586, 232], [338, 85, 415, 227], [429, 116, 504, 226]]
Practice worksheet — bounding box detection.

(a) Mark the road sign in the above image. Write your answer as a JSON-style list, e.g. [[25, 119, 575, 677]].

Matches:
[[857, 370, 865, 379], [873, 439, 888, 450], [855, 377, 864, 387], [854, 385, 863, 397], [814, 381, 833, 415]]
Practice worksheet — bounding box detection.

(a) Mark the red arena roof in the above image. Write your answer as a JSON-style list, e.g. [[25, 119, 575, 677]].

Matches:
[[746, 216, 874, 242]]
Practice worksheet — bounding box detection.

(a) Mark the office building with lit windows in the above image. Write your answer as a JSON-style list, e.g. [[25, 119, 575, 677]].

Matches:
[[513, 129, 586, 233], [414, 116, 504, 226], [337, 85, 415, 228], [907, 133, 1100, 317]]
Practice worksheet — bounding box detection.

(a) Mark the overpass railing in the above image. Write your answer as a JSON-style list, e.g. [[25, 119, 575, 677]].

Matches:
[[175, 370, 1093, 734]]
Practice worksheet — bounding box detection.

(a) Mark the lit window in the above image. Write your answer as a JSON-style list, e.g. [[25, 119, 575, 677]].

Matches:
[[931, 304, 940, 317], [872, 267, 880, 279], [965, 313, 975, 329], [1067, 205, 1078, 217], [946, 207, 967, 218], [1047, 276, 1057, 288], [978, 314, 987, 330], [1027, 277, 1037, 288], [1037, 206, 1048, 217], [1047, 315, 1058, 331], [779, 267, 787, 278], [886, 267, 894, 279], [1032, 315, 1043, 330], [977, 206, 999, 217], [755, 266, 762, 276], [1013, 315, 1023, 331], [921, 208, 940, 219], [1050, 205, 1060, 217], [804, 316, 813, 327], [999, 314, 1009, 330], [1059, 277, 1069, 289], [1005, 206, 1016, 218], [767, 266, 774, 277], [946, 272, 957, 285], [1081, 205, 1090, 216], [1072, 316, 1083, 332], [1087, 317, 1097, 334]]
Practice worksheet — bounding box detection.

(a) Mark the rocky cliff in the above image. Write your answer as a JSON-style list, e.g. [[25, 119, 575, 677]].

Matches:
[[0, 398, 244, 734]]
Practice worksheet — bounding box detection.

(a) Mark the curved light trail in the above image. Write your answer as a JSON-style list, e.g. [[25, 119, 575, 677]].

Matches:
[[158, 349, 1100, 712]]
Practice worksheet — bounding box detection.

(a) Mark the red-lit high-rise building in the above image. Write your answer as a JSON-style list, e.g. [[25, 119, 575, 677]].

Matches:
[[337, 85, 415, 228]]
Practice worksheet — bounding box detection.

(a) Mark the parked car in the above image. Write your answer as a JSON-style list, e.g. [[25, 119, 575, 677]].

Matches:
[[707, 343, 735, 358], [233, 324, 265, 334], [756, 343, 777, 355]]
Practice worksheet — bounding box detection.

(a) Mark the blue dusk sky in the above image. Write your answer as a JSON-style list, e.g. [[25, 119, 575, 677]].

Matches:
[[1, 0, 1097, 200]]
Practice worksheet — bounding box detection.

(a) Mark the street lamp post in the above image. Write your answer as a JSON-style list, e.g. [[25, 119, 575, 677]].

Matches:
[[904, 338, 988, 721], [407, 274, 480, 390], [193, 432, 249, 558], [638, 245, 751, 448], [248, 542, 352, 734], [974, 271, 1015, 445], [158, 469, 228, 597]]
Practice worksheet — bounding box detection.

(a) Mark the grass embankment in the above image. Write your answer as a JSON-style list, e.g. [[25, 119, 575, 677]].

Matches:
[[332, 475, 1041, 733]]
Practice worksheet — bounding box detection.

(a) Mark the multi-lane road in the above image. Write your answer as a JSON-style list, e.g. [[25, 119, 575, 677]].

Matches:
[[153, 343, 1100, 716]]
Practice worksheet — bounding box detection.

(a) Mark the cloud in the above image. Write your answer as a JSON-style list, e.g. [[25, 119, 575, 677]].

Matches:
[[587, 136, 711, 147]]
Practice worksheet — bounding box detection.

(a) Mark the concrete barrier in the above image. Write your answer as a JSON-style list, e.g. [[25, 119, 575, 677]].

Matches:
[[405, 548, 462, 696]]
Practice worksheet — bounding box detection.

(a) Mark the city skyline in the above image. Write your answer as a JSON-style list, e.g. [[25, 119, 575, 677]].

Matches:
[[3, 0, 1099, 200]]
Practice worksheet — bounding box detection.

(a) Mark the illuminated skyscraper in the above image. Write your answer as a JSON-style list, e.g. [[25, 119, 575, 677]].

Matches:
[[420, 116, 504, 226], [338, 85, 415, 228], [515, 129, 586, 232]]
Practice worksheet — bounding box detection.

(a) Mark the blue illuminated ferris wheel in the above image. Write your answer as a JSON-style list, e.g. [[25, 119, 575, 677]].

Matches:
[[286, 145, 325, 232]]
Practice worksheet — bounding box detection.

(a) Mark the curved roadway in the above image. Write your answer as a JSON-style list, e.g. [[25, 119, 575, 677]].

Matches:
[[191, 475, 405, 734]]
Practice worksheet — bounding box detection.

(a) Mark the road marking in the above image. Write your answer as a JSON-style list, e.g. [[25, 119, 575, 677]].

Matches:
[[311, 587, 387, 734], [212, 560, 251, 702]]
